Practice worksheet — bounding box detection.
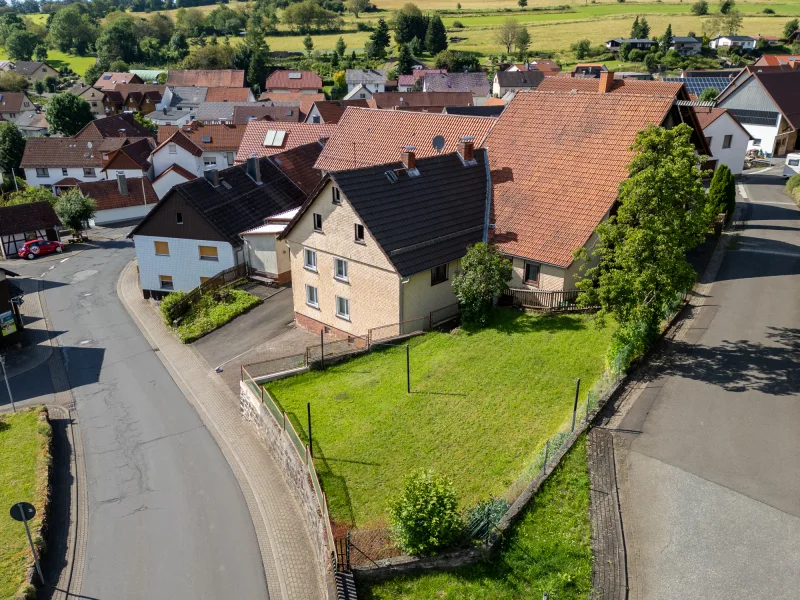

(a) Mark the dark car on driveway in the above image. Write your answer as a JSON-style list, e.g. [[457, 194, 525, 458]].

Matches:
[[17, 239, 64, 260]]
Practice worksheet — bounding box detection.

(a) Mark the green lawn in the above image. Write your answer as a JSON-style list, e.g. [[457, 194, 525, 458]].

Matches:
[[362, 433, 592, 600], [177, 287, 262, 343], [0, 408, 52, 600], [266, 308, 613, 528], [0, 48, 96, 76]]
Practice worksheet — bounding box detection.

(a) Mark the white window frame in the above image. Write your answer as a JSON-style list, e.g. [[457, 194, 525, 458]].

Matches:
[[753, 139, 762, 146], [303, 248, 317, 271], [83, 167, 96, 178], [35, 167, 49, 177], [61, 167, 68, 176], [334, 257, 348, 282], [305, 284, 319, 308], [203, 156, 217, 166], [722, 135, 733, 149], [335, 295, 350, 320], [168, 143, 177, 154]]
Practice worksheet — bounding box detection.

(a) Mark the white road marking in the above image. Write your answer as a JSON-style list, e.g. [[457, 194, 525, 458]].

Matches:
[[732, 248, 800, 259], [737, 184, 748, 199], [49, 265, 55, 270], [61, 257, 70, 262], [79, 340, 91, 345], [750, 166, 776, 174]]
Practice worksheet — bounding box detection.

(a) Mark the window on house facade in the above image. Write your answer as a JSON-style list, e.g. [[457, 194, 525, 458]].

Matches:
[[159, 275, 174, 290], [524, 261, 540, 285], [332, 187, 341, 204], [312, 115, 321, 124], [305, 284, 319, 308], [204, 156, 217, 166], [226, 152, 235, 166], [200, 277, 209, 284], [354, 223, 365, 242], [431, 263, 448, 286], [168, 143, 177, 154], [334, 258, 348, 282], [304, 248, 317, 271], [705, 137, 712, 147], [753, 139, 761, 146], [723, 135, 733, 149], [198, 245, 218, 261], [176, 212, 183, 224], [61, 168, 68, 176], [35, 167, 49, 177], [335, 296, 350, 320], [313, 213, 323, 231], [83, 168, 96, 177], [154, 241, 170, 256]]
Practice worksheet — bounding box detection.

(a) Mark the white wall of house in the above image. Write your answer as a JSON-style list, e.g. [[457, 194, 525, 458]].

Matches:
[[151, 144, 203, 178], [305, 104, 322, 123], [710, 37, 756, 50], [243, 233, 291, 278], [742, 121, 779, 154], [509, 257, 568, 291], [703, 114, 749, 175], [90, 203, 154, 227], [149, 112, 194, 127], [134, 234, 236, 293], [201, 150, 237, 169], [401, 258, 460, 327], [23, 166, 144, 188], [152, 169, 192, 199], [266, 88, 317, 94], [346, 82, 384, 93], [343, 85, 375, 101]]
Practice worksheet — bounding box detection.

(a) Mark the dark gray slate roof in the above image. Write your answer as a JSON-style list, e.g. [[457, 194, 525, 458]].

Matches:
[[332, 149, 488, 276], [494, 70, 546, 88], [130, 158, 306, 246], [444, 105, 505, 117]]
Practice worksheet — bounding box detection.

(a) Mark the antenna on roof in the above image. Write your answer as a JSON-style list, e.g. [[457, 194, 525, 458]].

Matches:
[[432, 135, 445, 153]]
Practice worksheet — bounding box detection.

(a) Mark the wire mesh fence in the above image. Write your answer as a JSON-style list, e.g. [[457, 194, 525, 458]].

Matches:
[[430, 302, 460, 328], [367, 316, 429, 343], [306, 334, 368, 363], [243, 353, 308, 380]]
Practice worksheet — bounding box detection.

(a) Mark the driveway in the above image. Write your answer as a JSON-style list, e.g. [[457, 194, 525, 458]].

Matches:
[[193, 284, 295, 369], [613, 168, 800, 599]]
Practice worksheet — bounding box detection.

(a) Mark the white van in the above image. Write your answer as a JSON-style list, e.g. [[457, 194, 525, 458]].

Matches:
[[784, 153, 800, 177]]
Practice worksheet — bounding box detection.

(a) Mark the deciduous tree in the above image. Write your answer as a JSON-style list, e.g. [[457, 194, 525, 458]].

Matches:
[[783, 18, 799, 39], [347, 0, 369, 18], [452, 242, 513, 325], [494, 18, 520, 55], [55, 189, 96, 237], [6, 30, 40, 61], [45, 93, 94, 136], [0, 121, 25, 176]]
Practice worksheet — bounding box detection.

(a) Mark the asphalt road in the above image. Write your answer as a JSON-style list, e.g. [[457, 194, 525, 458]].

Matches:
[[2, 229, 268, 599], [615, 168, 800, 599]]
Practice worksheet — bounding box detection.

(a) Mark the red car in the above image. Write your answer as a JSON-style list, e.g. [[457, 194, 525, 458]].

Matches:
[[17, 239, 64, 260]]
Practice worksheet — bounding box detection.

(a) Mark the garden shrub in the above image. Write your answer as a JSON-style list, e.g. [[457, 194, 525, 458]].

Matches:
[[160, 290, 187, 326], [452, 20, 463, 28], [763, 7, 775, 13], [464, 497, 509, 541], [786, 174, 800, 193], [388, 470, 463, 555]]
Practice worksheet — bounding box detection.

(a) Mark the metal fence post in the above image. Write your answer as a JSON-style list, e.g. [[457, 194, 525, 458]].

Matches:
[[585, 390, 591, 423], [571, 377, 581, 432], [345, 530, 351, 572]]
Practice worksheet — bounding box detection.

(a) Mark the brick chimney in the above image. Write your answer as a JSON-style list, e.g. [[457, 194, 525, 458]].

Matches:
[[319, 133, 329, 146], [117, 172, 128, 196], [458, 136, 475, 162], [118, 128, 127, 138], [401, 146, 416, 169], [599, 71, 614, 93], [204, 167, 220, 187]]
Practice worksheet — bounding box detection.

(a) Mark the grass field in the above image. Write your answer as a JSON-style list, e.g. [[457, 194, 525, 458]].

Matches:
[[0, 48, 96, 75], [0, 408, 51, 600], [266, 308, 613, 529], [362, 433, 592, 600]]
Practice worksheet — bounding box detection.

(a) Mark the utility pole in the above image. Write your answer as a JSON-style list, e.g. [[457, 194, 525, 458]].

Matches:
[[0, 355, 15, 412]]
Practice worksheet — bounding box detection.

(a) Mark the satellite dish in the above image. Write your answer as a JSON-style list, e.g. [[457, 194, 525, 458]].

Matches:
[[432, 135, 445, 152]]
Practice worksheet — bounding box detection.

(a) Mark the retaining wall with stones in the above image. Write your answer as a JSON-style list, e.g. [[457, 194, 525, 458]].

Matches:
[[239, 382, 333, 584]]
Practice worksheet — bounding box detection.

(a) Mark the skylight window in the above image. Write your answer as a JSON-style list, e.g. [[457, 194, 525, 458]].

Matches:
[[263, 130, 287, 147], [288, 72, 302, 79], [202, 135, 212, 143], [103, 74, 112, 80]]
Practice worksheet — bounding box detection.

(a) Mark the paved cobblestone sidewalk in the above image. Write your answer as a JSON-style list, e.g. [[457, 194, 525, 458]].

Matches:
[[117, 260, 326, 600]]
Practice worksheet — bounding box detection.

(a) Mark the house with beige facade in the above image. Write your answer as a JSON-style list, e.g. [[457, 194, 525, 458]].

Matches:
[[280, 140, 490, 338], [13, 61, 59, 85]]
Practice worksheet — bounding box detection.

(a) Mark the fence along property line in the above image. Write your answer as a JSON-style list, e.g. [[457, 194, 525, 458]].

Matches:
[[367, 302, 462, 344], [504, 288, 597, 312], [170, 262, 250, 321], [241, 365, 338, 571]]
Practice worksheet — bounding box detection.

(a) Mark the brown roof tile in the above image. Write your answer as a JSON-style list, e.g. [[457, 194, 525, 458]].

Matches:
[[94, 72, 143, 91], [153, 130, 203, 157], [75, 113, 155, 140], [205, 87, 253, 102], [268, 141, 324, 196], [486, 90, 675, 268], [0, 91, 34, 113], [308, 99, 369, 123], [78, 176, 157, 211], [257, 92, 325, 117], [264, 70, 323, 91], [153, 163, 197, 184], [313, 107, 496, 172], [167, 69, 245, 88], [157, 122, 245, 152], [101, 138, 154, 172], [0, 201, 60, 236], [370, 91, 474, 109], [236, 122, 336, 162], [20, 137, 132, 168], [537, 77, 685, 97]]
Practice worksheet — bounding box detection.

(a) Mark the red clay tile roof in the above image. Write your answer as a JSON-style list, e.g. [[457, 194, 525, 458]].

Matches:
[[370, 91, 474, 109], [258, 92, 325, 118], [537, 77, 685, 97], [307, 99, 369, 124], [693, 106, 727, 129], [483, 97, 508, 106], [94, 72, 143, 91], [52, 177, 81, 187], [268, 141, 324, 196], [75, 113, 155, 140], [236, 122, 336, 162], [204, 87, 253, 102], [314, 107, 496, 172], [511, 59, 561, 73], [78, 176, 158, 210], [486, 90, 675, 267], [167, 69, 245, 88], [157, 122, 245, 151], [264, 70, 323, 91], [153, 130, 203, 157], [0, 92, 34, 113], [101, 138, 154, 172], [153, 163, 197, 184], [0, 201, 60, 236], [232, 104, 303, 124], [20, 137, 131, 168], [755, 54, 800, 67]]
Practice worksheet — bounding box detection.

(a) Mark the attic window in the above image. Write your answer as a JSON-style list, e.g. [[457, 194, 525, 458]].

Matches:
[[263, 130, 286, 147], [286, 109, 293, 116], [202, 135, 212, 143], [288, 72, 302, 79], [385, 170, 398, 183]]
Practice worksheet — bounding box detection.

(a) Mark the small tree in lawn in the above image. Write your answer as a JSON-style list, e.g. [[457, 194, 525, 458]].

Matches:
[[452, 242, 513, 326], [46, 93, 94, 136], [396, 43, 413, 75], [425, 14, 448, 55], [783, 18, 799, 40], [388, 470, 463, 556], [335, 36, 347, 57], [55, 189, 96, 238], [34, 79, 45, 95], [495, 18, 521, 55], [44, 75, 59, 93], [518, 0, 527, 7], [575, 124, 713, 363], [515, 26, 531, 57]]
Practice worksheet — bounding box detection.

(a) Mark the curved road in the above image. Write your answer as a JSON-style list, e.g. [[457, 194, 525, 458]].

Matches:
[[4, 228, 268, 599]]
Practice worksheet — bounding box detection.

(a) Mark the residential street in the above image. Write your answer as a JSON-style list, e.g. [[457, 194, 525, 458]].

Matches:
[[0, 229, 269, 599], [613, 167, 800, 599]]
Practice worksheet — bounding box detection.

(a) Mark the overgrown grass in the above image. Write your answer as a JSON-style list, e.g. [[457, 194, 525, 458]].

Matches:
[[0, 407, 52, 600], [176, 287, 261, 343], [266, 308, 613, 528], [362, 433, 592, 600]]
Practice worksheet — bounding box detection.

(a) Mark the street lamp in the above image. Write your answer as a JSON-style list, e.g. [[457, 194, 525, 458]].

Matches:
[[0, 354, 15, 413]]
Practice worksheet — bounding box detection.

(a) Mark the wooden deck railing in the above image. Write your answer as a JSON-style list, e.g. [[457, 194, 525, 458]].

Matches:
[[171, 263, 249, 321], [504, 288, 596, 312]]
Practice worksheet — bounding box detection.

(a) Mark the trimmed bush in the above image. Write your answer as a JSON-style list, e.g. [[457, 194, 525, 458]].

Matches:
[[452, 20, 464, 28], [388, 470, 463, 555], [160, 290, 187, 326], [786, 173, 800, 193]]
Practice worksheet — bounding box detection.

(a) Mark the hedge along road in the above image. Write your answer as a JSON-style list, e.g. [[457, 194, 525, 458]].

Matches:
[[32, 227, 268, 599]]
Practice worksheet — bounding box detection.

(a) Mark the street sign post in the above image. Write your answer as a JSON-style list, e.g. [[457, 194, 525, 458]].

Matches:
[[9, 502, 44, 585]]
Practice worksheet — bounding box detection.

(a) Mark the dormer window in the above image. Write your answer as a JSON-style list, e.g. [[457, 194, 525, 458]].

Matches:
[[332, 187, 341, 205]]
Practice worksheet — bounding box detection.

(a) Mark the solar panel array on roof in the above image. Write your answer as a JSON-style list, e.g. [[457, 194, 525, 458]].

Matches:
[[726, 108, 780, 126], [663, 77, 732, 97], [263, 130, 287, 147]]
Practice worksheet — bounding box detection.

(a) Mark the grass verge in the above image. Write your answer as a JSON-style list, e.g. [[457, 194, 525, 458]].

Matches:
[[266, 308, 613, 528], [0, 407, 52, 600], [177, 287, 262, 343], [361, 432, 592, 600]]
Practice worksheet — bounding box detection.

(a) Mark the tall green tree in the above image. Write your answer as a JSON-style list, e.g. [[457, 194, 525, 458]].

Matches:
[[784, 18, 799, 39], [719, 0, 734, 14], [425, 14, 448, 54], [452, 242, 513, 325], [96, 16, 140, 65], [45, 93, 94, 136], [495, 18, 521, 54], [576, 124, 713, 358], [639, 16, 650, 38], [631, 15, 641, 38], [394, 10, 413, 44], [33, 44, 48, 62], [515, 26, 531, 54], [6, 30, 40, 61], [169, 31, 190, 61], [55, 189, 96, 237], [48, 5, 98, 54], [661, 23, 673, 52], [335, 36, 347, 56], [0, 121, 25, 177], [368, 18, 390, 58], [303, 33, 314, 55], [707, 164, 733, 216], [396, 43, 413, 75]]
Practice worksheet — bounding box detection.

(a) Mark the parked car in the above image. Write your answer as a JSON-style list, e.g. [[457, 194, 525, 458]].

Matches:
[[17, 239, 64, 260]]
